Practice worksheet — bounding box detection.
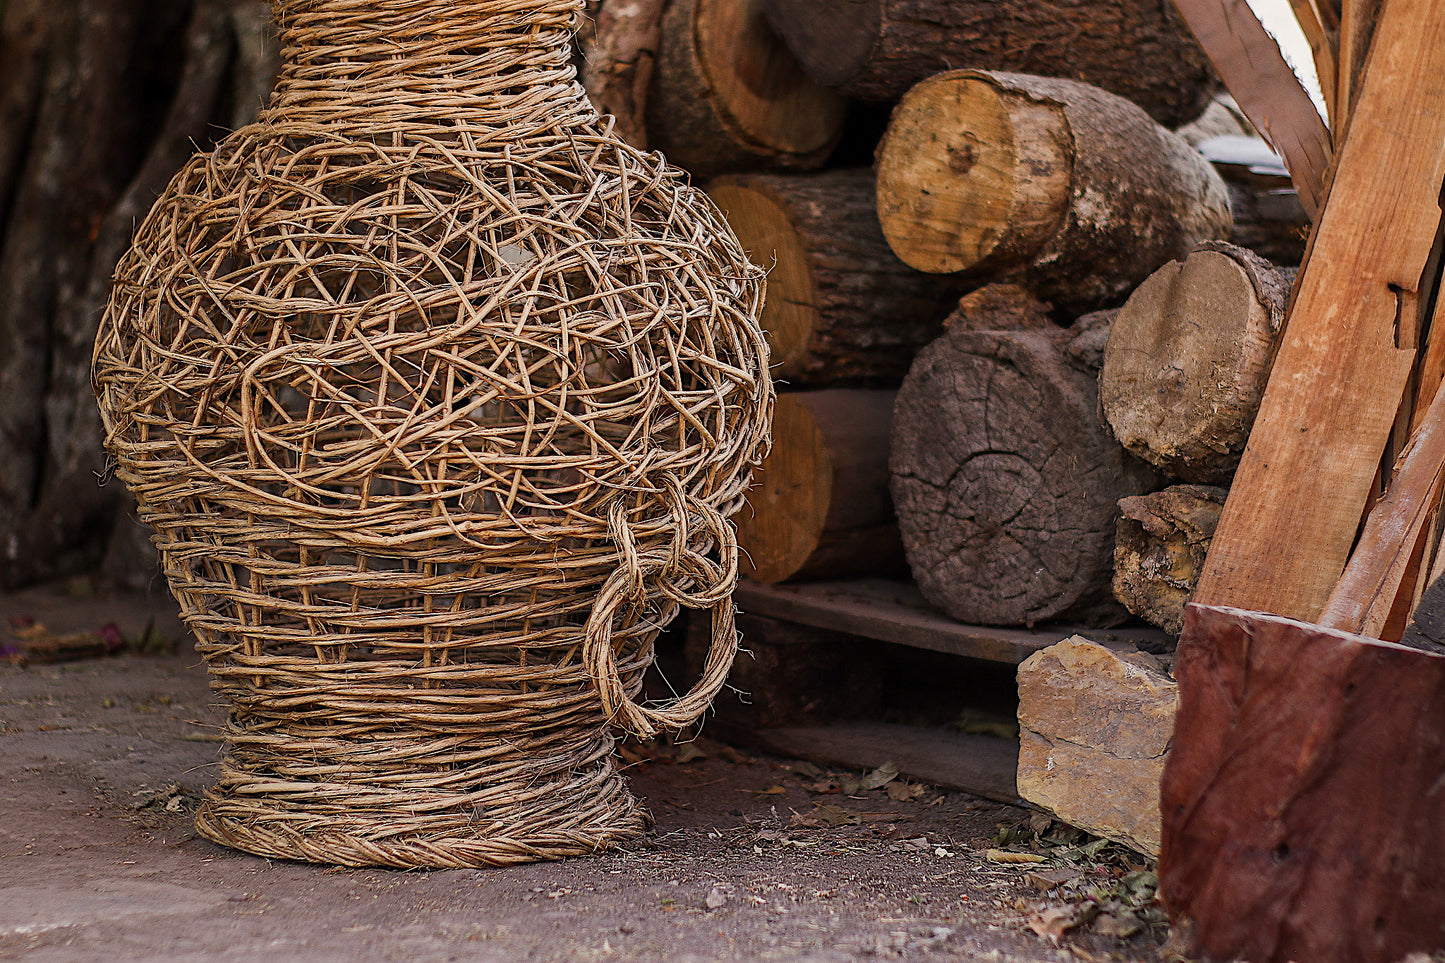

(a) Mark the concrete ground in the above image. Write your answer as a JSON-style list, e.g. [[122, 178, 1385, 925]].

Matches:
[[1, 584, 1178, 962]]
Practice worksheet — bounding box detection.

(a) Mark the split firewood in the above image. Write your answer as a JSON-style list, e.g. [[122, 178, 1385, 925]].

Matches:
[[1100, 241, 1290, 484], [760, 0, 1216, 128], [645, 0, 846, 179], [875, 71, 1231, 314], [708, 169, 966, 386], [1113, 485, 1228, 636], [736, 390, 905, 584], [890, 322, 1159, 627]]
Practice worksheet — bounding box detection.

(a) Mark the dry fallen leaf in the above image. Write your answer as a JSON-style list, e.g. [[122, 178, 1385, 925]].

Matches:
[[745, 784, 787, 795], [1027, 903, 1097, 943], [812, 804, 862, 827], [673, 743, 708, 763], [860, 761, 899, 790], [985, 849, 1047, 865]]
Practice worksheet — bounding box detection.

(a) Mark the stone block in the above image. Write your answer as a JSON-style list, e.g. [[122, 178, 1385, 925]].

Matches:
[[1016, 636, 1178, 855]]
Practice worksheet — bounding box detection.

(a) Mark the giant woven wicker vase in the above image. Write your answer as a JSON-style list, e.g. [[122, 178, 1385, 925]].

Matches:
[[92, 0, 771, 868]]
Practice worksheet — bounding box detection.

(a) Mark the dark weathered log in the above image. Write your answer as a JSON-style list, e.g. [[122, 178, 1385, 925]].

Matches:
[[736, 390, 905, 584], [645, 0, 846, 180], [580, 0, 664, 149], [875, 70, 1232, 314], [0, 0, 276, 590], [760, 0, 1216, 127], [709, 169, 966, 386], [1113, 485, 1227, 635], [1160, 602, 1445, 963], [939, 283, 1052, 333], [890, 325, 1159, 627], [1195, 135, 1311, 265], [685, 611, 885, 728], [1100, 241, 1289, 484]]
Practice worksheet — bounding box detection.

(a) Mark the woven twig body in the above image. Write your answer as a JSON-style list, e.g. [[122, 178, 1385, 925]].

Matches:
[[92, 0, 771, 868]]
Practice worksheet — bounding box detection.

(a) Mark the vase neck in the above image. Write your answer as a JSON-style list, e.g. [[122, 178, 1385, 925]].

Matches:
[[262, 0, 594, 132]]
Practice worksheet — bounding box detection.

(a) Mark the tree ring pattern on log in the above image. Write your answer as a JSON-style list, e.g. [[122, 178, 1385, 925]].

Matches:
[[890, 328, 1157, 626]]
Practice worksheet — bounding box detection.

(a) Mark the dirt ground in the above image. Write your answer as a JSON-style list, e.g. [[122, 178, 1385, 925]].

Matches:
[[1, 583, 1184, 962]]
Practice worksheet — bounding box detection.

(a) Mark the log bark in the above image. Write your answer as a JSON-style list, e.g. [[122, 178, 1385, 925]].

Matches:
[[760, 0, 1217, 128], [0, 0, 276, 590], [736, 390, 905, 584], [579, 0, 664, 149], [708, 169, 966, 386], [1100, 241, 1289, 484], [1113, 485, 1227, 636], [875, 70, 1232, 314], [645, 0, 846, 180], [1160, 603, 1445, 963], [890, 325, 1159, 627]]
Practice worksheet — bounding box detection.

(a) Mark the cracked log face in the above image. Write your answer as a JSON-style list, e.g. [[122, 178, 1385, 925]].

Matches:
[[890, 326, 1158, 626]]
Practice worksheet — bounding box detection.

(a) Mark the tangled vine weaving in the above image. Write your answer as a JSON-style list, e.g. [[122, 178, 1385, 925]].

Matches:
[[92, 0, 772, 868]]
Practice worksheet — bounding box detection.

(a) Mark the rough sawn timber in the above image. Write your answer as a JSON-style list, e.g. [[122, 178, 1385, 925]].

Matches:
[[760, 0, 1216, 127], [875, 70, 1231, 314], [1160, 602, 1445, 963], [1191, 0, 1445, 622]]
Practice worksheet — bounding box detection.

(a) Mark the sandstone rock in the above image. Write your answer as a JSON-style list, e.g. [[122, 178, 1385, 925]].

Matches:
[[1016, 636, 1178, 855]]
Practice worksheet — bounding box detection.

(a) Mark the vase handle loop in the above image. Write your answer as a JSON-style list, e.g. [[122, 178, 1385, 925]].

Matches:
[[586, 490, 741, 739]]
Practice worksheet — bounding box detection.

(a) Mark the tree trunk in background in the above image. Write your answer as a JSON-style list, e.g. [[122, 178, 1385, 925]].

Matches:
[[0, 0, 277, 589]]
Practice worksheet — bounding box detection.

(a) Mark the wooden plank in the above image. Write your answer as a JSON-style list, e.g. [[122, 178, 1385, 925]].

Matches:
[[1193, 0, 1445, 622], [718, 720, 1021, 805], [733, 578, 1168, 664], [1171, 0, 1332, 217]]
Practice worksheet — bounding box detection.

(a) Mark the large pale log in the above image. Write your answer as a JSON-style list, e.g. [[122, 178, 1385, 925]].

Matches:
[[1100, 242, 1289, 484], [736, 390, 904, 585], [1160, 603, 1445, 963], [875, 70, 1231, 314], [708, 169, 965, 386], [890, 324, 1159, 627], [1192, 0, 1445, 622], [1113, 485, 1227, 636], [760, 0, 1216, 128], [645, 0, 846, 180]]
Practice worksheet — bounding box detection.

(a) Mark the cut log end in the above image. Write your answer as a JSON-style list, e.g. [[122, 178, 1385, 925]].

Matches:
[[648, 0, 847, 178], [710, 169, 967, 385], [891, 327, 1158, 626], [738, 390, 904, 584], [1101, 242, 1287, 484], [876, 74, 1070, 276]]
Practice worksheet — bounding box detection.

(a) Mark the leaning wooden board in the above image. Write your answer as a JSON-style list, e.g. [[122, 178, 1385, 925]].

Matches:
[[1193, 0, 1445, 622]]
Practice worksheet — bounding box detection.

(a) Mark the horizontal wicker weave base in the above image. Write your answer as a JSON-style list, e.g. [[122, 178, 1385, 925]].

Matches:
[[194, 765, 649, 869]]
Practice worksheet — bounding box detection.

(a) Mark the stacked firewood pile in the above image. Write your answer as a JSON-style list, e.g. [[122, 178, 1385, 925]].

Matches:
[[584, 0, 1312, 635]]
